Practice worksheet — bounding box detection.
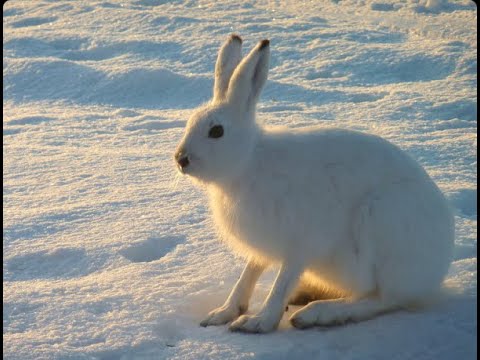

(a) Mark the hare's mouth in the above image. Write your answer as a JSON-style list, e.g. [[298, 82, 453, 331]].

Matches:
[[176, 162, 190, 175], [175, 152, 203, 178], [176, 157, 197, 176]]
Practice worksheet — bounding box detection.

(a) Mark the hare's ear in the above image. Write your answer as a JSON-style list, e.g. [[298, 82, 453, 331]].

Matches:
[[227, 39, 270, 110], [213, 34, 243, 102]]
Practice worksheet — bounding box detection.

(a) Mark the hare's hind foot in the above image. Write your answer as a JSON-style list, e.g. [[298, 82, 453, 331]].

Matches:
[[290, 297, 399, 329]]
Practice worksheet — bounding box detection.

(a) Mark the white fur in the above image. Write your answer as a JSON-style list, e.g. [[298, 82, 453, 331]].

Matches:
[[175, 35, 455, 333]]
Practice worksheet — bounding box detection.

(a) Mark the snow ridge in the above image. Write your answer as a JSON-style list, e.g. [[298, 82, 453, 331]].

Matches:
[[3, 0, 476, 359]]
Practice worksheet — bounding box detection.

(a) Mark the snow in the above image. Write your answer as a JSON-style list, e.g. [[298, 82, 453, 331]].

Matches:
[[3, 0, 477, 359]]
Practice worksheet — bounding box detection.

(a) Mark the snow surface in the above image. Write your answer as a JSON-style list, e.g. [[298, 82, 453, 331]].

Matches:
[[3, 0, 477, 359]]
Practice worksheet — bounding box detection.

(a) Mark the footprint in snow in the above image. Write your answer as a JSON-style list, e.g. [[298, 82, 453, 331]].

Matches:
[[3, 128, 23, 136], [10, 17, 57, 28], [7, 116, 55, 126], [120, 236, 185, 263], [449, 189, 477, 218], [122, 120, 184, 132], [370, 3, 397, 11], [5, 248, 91, 281]]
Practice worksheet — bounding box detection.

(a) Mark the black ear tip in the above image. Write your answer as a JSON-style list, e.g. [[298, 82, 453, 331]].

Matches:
[[230, 34, 243, 43], [259, 39, 270, 50]]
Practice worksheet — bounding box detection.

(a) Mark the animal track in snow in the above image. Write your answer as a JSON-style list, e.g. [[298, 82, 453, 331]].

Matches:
[[10, 17, 57, 28], [3, 301, 42, 334], [5, 248, 90, 281], [152, 15, 201, 27], [4, 38, 183, 66], [120, 236, 184, 263], [449, 189, 477, 218], [122, 120, 184, 132], [4, 58, 101, 103], [61, 41, 182, 62], [311, 49, 456, 86], [264, 80, 386, 105], [370, 3, 396, 11], [134, 0, 182, 7], [4, 58, 209, 108], [317, 29, 405, 44], [7, 116, 55, 126], [3, 128, 22, 136], [89, 68, 211, 108], [429, 100, 477, 122], [3, 8, 24, 17]]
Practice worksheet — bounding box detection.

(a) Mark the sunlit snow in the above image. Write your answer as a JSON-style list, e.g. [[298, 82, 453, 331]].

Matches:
[[3, 0, 477, 359]]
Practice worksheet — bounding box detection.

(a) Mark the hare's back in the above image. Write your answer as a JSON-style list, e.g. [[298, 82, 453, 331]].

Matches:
[[258, 127, 428, 186]]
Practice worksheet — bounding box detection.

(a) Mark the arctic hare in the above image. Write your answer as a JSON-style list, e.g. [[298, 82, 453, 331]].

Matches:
[[174, 35, 454, 333]]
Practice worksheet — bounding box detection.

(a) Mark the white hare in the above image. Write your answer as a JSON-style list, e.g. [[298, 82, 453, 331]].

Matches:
[[174, 34, 454, 333]]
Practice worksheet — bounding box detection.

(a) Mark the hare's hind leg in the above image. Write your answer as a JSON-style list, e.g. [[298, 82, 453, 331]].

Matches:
[[290, 180, 452, 329], [290, 297, 398, 329], [288, 279, 342, 305]]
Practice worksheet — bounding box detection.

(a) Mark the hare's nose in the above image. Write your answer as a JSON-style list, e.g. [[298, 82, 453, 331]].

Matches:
[[178, 156, 190, 169], [175, 149, 190, 169]]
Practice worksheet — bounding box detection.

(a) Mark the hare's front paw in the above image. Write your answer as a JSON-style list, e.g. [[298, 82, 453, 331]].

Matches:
[[228, 312, 280, 333], [200, 304, 246, 327]]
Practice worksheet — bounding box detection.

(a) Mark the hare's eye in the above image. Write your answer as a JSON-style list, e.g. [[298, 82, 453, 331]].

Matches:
[[208, 125, 224, 139]]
